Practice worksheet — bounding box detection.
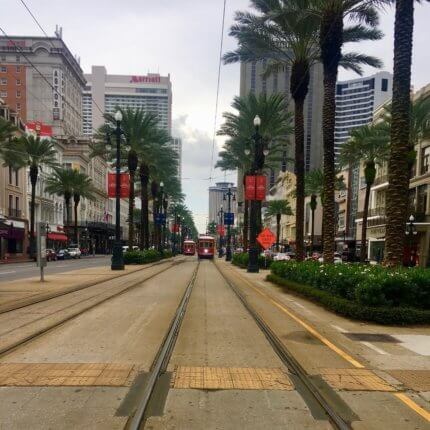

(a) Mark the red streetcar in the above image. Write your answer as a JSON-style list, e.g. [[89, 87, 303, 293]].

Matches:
[[197, 235, 216, 259], [183, 240, 196, 256]]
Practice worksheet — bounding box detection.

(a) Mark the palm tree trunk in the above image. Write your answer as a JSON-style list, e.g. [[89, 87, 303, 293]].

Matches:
[[294, 96, 306, 262], [360, 182, 372, 263], [128, 170, 135, 250], [29, 164, 38, 258], [384, 0, 415, 266], [139, 165, 149, 250], [64, 194, 71, 244], [320, 14, 342, 264], [276, 213, 281, 252], [311, 206, 315, 255], [243, 200, 249, 251], [73, 195, 80, 245]]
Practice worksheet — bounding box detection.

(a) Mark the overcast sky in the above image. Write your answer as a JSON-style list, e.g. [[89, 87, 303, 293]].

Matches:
[[5, 0, 430, 232]]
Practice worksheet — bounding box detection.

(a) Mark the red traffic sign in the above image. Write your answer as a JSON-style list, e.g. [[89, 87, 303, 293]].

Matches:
[[257, 228, 276, 250]]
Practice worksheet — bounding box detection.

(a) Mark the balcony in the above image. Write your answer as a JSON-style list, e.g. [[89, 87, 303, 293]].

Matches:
[[356, 207, 386, 219], [371, 175, 389, 188], [8, 208, 22, 218]]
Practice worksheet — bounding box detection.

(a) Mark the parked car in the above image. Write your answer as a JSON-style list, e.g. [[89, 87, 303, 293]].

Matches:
[[45, 249, 57, 261], [122, 245, 139, 252], [318, 252, 343, 264], [56, 249, 70, 260], [67, 247, 81, 259], [273, 253, 290, 261]]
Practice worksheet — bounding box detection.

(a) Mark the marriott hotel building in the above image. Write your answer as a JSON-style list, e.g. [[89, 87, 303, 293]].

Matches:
[[82, 65, 172, 135]]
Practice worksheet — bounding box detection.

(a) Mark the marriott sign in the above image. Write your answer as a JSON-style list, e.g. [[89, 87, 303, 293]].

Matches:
[[130, 75, 161, 83]]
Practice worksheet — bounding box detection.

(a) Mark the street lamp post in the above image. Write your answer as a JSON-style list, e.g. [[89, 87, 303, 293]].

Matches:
[[224, 188, 235, 262], [218, 205, 224, 258], [163, 197, 168, 250], [247, 115, 267, 273], [405, 214, 418, 267], [111, 110, 125, 270], [158, 182, 164, 253]]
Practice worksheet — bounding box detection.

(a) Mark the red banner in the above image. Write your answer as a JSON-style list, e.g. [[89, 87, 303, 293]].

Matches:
[[172, 224, 180, 233], [217, 225, 225, 236], [245, 175, 266, 201], [108, 173, 130, 198], [255, 175, 266, 201]]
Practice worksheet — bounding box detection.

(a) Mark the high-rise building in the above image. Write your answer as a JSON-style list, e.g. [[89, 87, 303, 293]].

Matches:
[[335, 71, 393, 160], [83, 66, 172, 135], [208, 182, 238, 226], [0, 34, 86, 137], [240, 61, 324, 173], [335, 71, 393, 241], [170, 137, 182, 182]]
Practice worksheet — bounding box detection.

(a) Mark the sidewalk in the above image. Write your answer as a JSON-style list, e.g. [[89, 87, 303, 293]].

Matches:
[[0, 259, 172, 313]]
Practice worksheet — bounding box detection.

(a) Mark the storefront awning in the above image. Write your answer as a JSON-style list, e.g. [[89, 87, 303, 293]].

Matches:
[[48, 232, 68, 242]]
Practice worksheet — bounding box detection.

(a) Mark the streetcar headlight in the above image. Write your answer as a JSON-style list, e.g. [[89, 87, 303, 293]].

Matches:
[[204, 249, 208, 253]]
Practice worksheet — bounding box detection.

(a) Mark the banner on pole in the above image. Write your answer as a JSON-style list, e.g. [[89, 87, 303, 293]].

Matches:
[[108, 173, 129, 198], [245, 175, 266, 201], [217, 225, 225, 236]]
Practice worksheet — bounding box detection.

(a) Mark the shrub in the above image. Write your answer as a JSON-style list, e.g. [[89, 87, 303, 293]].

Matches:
[[123, 249, 166, 265], [232, 252, 271, 269]]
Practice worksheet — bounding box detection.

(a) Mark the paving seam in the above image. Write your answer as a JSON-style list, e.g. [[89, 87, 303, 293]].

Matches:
[[0, 260, 187, 359], [214, 261, 353, 430], [0, 257, 179, 314]]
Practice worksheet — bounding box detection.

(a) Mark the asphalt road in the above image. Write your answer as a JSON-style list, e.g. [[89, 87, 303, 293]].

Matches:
[[0, 256, 111, 282]]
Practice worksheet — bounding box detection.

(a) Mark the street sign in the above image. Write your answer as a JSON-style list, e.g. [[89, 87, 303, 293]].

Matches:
[[257, 228, 276, 250], [37, 222, 47, 281], [224, 212, 234, 226], [155, 213, 166, 225]]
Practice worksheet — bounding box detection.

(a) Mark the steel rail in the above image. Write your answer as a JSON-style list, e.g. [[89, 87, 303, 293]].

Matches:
[[213, 262, 351, 430], [128, 262, 200, 430], [0, 260, 185, 358]]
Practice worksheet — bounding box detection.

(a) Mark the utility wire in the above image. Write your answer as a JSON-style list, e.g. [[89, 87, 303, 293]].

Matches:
[[208, 0, 227, 184], [17, 0, 106, 120]]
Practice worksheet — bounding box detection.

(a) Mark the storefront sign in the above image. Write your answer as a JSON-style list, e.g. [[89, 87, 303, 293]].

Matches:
[[130, 75, 161, 83], [25, 121, 53, 138], [108, 173, 130, 198]]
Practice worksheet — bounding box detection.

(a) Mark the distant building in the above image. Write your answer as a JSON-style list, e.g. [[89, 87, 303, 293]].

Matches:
[[335, 71, 393, 241], [171, 137, 182, 182], [83, 66, 172, 135], [208, 182, 237, 226], [0, 33, 86, 137]]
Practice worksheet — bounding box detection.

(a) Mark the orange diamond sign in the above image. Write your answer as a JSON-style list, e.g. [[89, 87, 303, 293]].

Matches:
[[257, 228, 276, 250]]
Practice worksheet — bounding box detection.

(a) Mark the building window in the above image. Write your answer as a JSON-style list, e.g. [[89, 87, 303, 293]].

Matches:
[[16, 65, 21, 72], [421, 146, 430, 175], [381, 78, 388, 92], [8, 167, 13, 184], [338, 213, 345, 230], [0, 66, 6, 73], [0, 91, 6, 97], [15, 169, 19, 186], [15, 196, 19, 211], [16, 56, 20, 62], [16, 79, 21, 86], [16, 102, 21, 111], [16, 90, 21, 98], [8, 195, 13, 211], [1, 78, 6, 85], [0, 56, 5, 62]]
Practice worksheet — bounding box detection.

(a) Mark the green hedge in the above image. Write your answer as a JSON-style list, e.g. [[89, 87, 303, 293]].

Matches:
[[232, 252, 272, 269], [123, 249, 172, 265], [267, 261, 430, 324]]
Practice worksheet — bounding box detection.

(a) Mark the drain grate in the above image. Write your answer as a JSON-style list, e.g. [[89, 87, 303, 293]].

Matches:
[[344, 333, 399, 343]]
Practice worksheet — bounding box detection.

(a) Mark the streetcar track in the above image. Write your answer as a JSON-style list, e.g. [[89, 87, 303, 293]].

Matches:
[[213, 261, 351, 430], [127, 261, 200, 430], [0, 257, 179, 315], [0, 259, 188, 359]]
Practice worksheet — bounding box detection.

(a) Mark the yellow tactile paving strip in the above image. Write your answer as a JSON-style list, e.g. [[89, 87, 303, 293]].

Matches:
[[172, 366, 293, 390], [320, 368, 396, 392], [0, 363, 135, 386], [388, 370, 430, 392]]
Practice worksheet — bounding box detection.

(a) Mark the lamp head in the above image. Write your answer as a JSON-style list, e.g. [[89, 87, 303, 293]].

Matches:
[[244, 148, 251, 156], [160, 181, 164, 188], [114, 110, 123, 122], [409, 214, 415, 222], [253, 115, 261, 127]]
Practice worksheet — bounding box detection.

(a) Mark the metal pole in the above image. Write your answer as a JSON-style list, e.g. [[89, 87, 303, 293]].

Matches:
[[218, 206, 223, 258], [111, 117, 124, 270], [226, 188, 232, 262]]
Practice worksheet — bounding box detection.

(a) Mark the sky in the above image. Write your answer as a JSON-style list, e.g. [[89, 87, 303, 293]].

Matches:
[[4, 0, 430, 232]]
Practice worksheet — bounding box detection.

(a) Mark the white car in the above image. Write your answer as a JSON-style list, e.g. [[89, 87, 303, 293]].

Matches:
[[318, 255, 343, 264], [273, 253, 290, 261], [122, 246, 139, 252], [67, 247, 81, 259]]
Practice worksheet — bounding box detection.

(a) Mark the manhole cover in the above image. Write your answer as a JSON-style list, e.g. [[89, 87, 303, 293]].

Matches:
[[388, 370, 430, 391], [344, 333, 399, 343]]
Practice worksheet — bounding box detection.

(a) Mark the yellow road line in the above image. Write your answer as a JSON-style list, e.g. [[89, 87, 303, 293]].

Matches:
[[394, 393, 430, 422], [223, 265, 430, 423]]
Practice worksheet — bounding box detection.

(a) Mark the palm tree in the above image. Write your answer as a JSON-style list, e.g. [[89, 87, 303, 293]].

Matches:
[[45, 168, 76, 229], [216, 93, 293, 249], [224, 0, 320, 262], [266, 200, 293, 251], [0, 117, 16, 146], [339, 124, 389, 262], [72, 172, 97, 244], [2, 135, 57, 257], [304, 169, 345, 253], [309, 0, 384, 263]]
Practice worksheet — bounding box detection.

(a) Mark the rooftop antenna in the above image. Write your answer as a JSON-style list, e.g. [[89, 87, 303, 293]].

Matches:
[[54, 25, 63, 39]]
